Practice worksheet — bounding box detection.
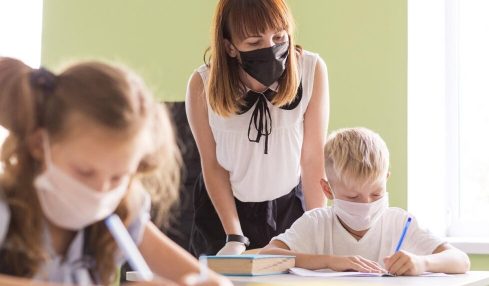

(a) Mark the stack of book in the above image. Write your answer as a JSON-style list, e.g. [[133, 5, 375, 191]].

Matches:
[[204, 254, 295, 276]]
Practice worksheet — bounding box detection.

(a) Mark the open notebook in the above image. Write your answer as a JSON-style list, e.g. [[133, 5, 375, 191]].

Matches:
[[290, 267, 449, 277]]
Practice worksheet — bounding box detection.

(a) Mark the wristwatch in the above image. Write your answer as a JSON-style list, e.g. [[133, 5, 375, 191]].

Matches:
[[226, 234, 250, 247]]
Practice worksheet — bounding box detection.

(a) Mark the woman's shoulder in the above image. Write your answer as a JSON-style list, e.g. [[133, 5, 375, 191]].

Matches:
[[300, 49, 323, 63], [187, 65, 207, 104], [299, 49, 326, 78], [188, 64, 208, 88], [194, 64, 209, 85], [301, 49, 319, 58], [196, 64, 208, 74]]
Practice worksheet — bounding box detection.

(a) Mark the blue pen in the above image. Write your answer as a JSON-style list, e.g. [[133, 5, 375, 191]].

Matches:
[[395, 217, 412, 252]]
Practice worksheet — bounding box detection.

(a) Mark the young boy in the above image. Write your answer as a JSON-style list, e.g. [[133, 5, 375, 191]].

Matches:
[[260, 127, 470, 275]]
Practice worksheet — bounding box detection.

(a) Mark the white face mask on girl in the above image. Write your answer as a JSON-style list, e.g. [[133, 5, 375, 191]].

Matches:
[[34, 132, 129, 230], [332, 191, 389, 232]]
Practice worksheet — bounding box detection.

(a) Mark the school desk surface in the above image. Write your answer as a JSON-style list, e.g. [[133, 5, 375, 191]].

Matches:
[[229, 271, 489, 286], [126, 271, 489, 286]]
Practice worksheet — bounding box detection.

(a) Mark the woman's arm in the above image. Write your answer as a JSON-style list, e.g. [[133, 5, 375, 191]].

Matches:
[[140, 222, 231, 285], [300, 57, 329, 210], [185, 72, 243, 237]]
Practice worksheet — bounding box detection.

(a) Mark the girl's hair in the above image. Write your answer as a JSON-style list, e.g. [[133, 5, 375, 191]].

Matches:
[[206, 0, 302, 117], [0, 57, 180, 284]]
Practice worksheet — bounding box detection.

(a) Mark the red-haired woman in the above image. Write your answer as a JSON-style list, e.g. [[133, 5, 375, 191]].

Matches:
[[186, 0, 329, 256]]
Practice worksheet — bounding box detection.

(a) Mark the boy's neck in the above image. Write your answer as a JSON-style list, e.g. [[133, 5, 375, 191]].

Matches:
[[337, 216, 369, 241]]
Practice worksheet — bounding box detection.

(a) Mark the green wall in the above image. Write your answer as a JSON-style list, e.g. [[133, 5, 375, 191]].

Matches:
[[41, 0, 488, 270], [42, 0, 215, 101]]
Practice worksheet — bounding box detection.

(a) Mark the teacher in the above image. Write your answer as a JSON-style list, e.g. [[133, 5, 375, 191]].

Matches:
[[186, 0, 329, 256]]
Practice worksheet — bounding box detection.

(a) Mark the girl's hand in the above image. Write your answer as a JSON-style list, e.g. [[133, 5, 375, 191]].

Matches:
[[129, 283, 175, 286], [328, 255, 387, 273], [384, 250, 426, 276], [128, 278, 177, 286], [181, 273, 233, 286]]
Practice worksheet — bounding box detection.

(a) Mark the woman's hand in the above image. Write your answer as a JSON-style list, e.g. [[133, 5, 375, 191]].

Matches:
[[216, 241, 246, 255]]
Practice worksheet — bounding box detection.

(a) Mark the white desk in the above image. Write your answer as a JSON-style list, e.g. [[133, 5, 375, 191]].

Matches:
[[229, 271, 489, 286]]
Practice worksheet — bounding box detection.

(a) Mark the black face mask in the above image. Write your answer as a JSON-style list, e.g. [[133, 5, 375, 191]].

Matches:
[[237, 41, 289, 87]]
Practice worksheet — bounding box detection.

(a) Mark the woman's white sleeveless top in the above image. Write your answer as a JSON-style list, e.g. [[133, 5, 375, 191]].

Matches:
[[197, 50, 319, 202]]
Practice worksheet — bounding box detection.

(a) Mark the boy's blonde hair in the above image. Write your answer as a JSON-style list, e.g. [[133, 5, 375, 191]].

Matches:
[[324, 127, 389, 187]]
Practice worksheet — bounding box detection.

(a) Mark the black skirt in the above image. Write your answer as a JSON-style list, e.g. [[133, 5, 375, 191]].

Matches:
[[189, 173, 304, 257]]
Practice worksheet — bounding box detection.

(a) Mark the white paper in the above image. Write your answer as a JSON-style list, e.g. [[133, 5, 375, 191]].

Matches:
[[289, 268, 391, 277], [289, 267, 449, 278]]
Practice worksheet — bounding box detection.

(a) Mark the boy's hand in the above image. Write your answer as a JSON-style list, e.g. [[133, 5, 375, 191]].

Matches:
[[384, 250, 426, 276], [328, 255, 387, 273]]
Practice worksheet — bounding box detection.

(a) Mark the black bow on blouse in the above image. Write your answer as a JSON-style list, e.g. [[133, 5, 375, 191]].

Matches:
[[238, 83, 303, 154]]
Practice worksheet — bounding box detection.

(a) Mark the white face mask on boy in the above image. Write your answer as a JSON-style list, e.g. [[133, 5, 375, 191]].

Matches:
[[332, 191, 389, 232], [34, 132, 129, 230]]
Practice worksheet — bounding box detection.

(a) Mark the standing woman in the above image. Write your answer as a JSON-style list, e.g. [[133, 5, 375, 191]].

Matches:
[[186, 0, 329, 256]]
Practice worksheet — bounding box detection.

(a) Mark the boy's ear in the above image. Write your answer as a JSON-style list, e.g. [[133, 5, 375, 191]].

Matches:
[[387, 171, 391, 179], [224, 39, 238, 58], [320, 179, 334, 200]]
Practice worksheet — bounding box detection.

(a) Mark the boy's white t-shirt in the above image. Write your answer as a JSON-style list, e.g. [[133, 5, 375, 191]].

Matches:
[[273, 207, 445, 266]]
